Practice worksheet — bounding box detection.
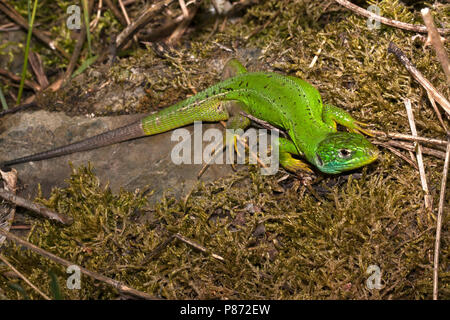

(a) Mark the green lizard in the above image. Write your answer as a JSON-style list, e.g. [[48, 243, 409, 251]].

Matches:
[[1, 59, 378, 174]]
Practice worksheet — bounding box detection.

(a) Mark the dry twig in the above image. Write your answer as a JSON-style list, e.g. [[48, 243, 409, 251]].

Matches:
[[388, 42, 450, 116], [0, 188, 73, 225], [104, 0, 128, 26], [373, 141, 418, 170], [0, 101, 36, 118], [433, 140, 450, 300], [165, 2, 199, 45], [0, 228, 159, 300], [334, 0, 450, 35], [421, 8, 450, 85], [116, 0, 175, 50], [28, 51, 48, 89], [0, 0, 70, 59], [384, 140, 446, 159], [173, 233, 224, 261], [0, 254, 51, 300], [0, 68, 41, 92], [371, 129, 449, 147], [404, 99, 432, 209]]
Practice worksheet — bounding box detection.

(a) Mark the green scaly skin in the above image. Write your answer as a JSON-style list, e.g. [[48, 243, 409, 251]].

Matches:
[[1, 59, 378, 174]]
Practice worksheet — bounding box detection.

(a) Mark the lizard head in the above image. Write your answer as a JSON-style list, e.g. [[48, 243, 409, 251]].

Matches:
[[313, 132, 379, 174]]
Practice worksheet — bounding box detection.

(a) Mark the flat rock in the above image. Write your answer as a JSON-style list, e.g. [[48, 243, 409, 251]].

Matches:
[[0, 110, 238, 202]]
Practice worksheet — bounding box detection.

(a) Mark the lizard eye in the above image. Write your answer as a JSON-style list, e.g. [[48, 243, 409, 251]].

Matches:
[[338, 149, 352, 159]]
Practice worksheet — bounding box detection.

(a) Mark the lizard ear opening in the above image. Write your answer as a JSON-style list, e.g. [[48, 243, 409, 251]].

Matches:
[[315, 154, 323, 167]]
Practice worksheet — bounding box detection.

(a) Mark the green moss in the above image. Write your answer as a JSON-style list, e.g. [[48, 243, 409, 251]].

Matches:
[[1, 161, 448, 299]]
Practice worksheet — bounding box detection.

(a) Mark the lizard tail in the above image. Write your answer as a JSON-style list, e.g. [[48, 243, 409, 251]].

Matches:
[[1, 120, 145, 170]]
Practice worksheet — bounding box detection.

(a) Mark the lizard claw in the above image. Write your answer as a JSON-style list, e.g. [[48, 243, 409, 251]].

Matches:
[[350, 121, 375, 137]]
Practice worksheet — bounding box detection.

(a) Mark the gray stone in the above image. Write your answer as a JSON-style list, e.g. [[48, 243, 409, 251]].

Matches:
[[0, 110, 238, 202]]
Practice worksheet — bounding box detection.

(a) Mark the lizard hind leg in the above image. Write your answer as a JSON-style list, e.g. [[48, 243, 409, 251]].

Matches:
[[224, 114, 251, 168], [222, 58, 248, 80], [322, 104, 374, 137]]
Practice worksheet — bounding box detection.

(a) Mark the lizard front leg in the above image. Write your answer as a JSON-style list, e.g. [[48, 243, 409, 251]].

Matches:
[[322, 104, 373, 136]]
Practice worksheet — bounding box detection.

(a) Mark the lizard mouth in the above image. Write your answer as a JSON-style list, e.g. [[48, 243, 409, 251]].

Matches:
[[361, 148, 379, 165], [314, 132, 380, 174]]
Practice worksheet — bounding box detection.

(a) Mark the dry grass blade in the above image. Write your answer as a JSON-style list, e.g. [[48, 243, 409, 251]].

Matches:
[[404, 99, 432, 210], [245, 12, 279, 41], [174, 233, 224, 261], [28, 51, 48, 89], [388, 42, 450, 116], [197, 139, 225, 178], [421, 8, 450, 85], [178, 0, 189, 17], [115, 0, 175, 50], [62, 0, 95, 85], [373, 141, 418, 170], [384, 140, 446, 159], [433, 141, 450, 300], [239, 111, 287, 138], [0, 254, 51, 300], [166, 1, 200, 45], [0, 68, 41, 92], [371, 129, 449, 146], [104, 0, 127, 26]]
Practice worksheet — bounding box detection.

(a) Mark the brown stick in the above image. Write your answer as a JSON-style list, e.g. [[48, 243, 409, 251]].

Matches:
[[433, 141, 450, 300], [388, 42, 450, 116], [404, 99, 432, 210], [115, 0, 175, 50], [0, 100, 36, 118], [104, 0, 128, 26], [228, 0, 259, 16], [427, 92, 449, 134], [371, 129, 449, 147], [0, 0, 70, 60], [334, 0, 450, 35], [62, 31, 86, 85], [173, 233, 224, 261], [373, 141, 418, 170], [28, 51, 49, 89], [0, 228, 159, 300], [139, 13, 186, 41], [165, 2, 199, 45], [0, 188, 73, 225], [0, 68, 41, 92], [385, 140, 446, 159], [421, 8, 450, 85]]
